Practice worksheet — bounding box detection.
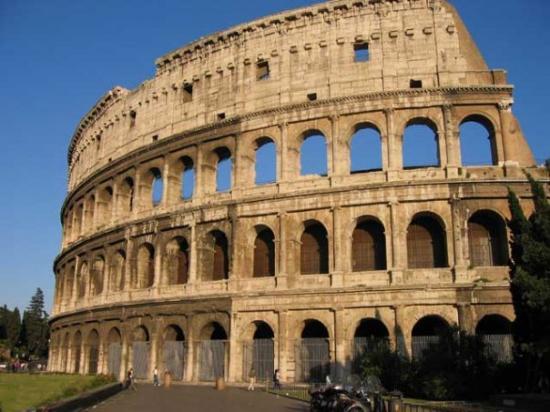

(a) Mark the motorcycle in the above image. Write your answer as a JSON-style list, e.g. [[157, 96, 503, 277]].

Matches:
[[310, 383, 372, 412]]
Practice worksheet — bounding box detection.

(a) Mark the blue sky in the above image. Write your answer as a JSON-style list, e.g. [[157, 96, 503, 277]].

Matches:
[[0, 0, 549, 313]]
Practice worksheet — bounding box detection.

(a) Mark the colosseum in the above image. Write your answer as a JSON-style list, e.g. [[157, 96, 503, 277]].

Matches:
[[48, 0, 548, 384]]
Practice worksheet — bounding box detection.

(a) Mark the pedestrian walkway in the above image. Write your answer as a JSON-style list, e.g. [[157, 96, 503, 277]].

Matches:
[[88, 384, 308, 412]]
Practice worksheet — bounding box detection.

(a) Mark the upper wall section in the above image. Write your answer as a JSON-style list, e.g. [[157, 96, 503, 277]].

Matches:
[[66, 0, 520, 191]]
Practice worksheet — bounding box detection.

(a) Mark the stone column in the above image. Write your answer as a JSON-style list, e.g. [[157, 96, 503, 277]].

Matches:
[[149, 329, 159, 377], [443, 104, 460, 176], [72, 256, 81, 308], [497, 101, 514, 165], [393, 305, 408, 357], [277, 212, 288, 288], [124, 236, 134, 291], [161, 159, 170, 207], [450, 195, 468, 282], [228, 312, 239, 382], [185, 315, 194, 382], [331, 207, 344, 287], [120, 329, 129, 382], [194, 145, 204, 199], [457, 304, 475, 334], [330, 115, 343, 177], [333, 308, 346, 381], [388, 200, 404, 284], [153, 233, 163, 294], [279, 122, 290, 182], [385, 108, 401, 177], [188, 221, 199, 284], [277, 310, 289, 382]]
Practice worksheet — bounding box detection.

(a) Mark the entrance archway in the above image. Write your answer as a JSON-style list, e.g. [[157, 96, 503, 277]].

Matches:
[[131, 326, 150, 379], [476, 315, 513, 363], [107, 328, 122, 378], [198, 322, 228, 381], [163, 325, 186, 380], [243, 321, 275, 382], [298, 320, 330, 383], [411, 315, 449, 359]]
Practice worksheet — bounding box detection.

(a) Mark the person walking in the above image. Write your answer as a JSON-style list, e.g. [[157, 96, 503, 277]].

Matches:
[[128, 368, 137, 391], [153, 366, 160, 387], [247, 367, 256, 391], [273, 369, 281, 391]]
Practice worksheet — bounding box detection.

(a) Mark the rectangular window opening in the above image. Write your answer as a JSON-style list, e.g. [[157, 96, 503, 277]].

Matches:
[[152, 135, 159, 142], [256, 60, 270, 81], [410, 79, 423, 89], [217, 112, 226, 121], [307, 92, 317, 102], [354, 43, 370, 62], [182, 83, 193, 102], [129, 110, 137, 127]]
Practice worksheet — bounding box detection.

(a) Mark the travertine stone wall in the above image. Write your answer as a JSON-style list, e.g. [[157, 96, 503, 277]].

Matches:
[[50, 0, 548, 383]]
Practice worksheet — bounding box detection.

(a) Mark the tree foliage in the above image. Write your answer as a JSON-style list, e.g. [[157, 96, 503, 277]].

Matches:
[[508, 176, 550, 392]]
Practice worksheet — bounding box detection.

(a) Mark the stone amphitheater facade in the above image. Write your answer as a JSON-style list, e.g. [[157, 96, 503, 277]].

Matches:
[[48, 0, 548, 383]]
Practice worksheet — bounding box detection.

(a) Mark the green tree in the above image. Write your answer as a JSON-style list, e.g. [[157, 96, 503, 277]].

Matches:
[[6, 308, 21, 350], [21, 288, 49, 359], [508, 176, 550, 392]]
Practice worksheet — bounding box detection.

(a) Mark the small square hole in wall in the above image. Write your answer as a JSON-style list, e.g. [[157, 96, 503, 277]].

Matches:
[[354, 42, 369, 62], [152, 135, 159, 142], [307, 92, 317, 102], [256, 60, 270, 81], [217, 112, 226, 121], [410, 79, 423, 89], [182, 83, 193, 102]]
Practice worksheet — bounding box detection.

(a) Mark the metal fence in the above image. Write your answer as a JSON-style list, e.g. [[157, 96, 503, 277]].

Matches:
[[412, 336, 440, 360], [242, 339, 274, 382], [198, 340, 227, 381], [107, 343, 122, 377], [352, 337, 390, 371], [482, 334, 513, 363], [132, 341, 150, 379], [296, 338, 330, 383], [163, 341, 186, 380], [88, 345, 99, 374]]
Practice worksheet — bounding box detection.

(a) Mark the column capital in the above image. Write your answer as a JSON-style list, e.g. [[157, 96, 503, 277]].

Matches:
[[498, 99, 514, 111]]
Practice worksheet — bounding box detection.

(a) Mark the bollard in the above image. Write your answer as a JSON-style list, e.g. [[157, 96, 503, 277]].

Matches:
[[215, 376, 226, 390], [164, 371, 172, 388]]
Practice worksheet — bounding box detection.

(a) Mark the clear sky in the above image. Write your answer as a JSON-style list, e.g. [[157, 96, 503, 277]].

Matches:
[[0, 0, 549, 313]]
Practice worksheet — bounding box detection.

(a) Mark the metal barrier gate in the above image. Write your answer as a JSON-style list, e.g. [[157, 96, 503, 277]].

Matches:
[[198, 340, 226, 381], [412, 336, 440, 360], [163, 341, 186, 380], [296, 338, 330, 383], [108, 343, 122, 377], [482, 334, 513, 363], [132, 341, 150, 379], [242, 339, 274, 382], [88, 345, 99, 374]]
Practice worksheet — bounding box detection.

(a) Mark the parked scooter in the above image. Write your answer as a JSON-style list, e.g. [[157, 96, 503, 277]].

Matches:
[[310, 383, 372, 412]]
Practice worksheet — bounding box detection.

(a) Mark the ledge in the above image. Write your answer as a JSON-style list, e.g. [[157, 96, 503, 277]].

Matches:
[[40, 382, 123, 412]]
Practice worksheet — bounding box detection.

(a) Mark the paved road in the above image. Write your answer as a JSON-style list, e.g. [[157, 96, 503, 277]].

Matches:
[[88, 384, 309, 412]]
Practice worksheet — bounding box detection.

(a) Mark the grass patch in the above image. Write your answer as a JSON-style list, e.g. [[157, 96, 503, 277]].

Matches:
[[0, 373, 114, 412]]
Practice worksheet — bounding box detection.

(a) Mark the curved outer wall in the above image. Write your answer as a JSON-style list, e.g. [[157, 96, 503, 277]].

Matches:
[[49, 0, 547, 383]]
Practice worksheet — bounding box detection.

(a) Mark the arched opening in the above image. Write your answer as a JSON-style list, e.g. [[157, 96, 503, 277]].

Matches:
[[476, 315, 513, 363], [165, 237, 189, 285], [253, 228, 275, 277], [353, 319, 390, 371], [460, 115, 497, 166], [107, 328, 122, 378], [243, 321, 275, 382], [64, 264, 75, 304], [352, 218, 387, 271], [300, 222, 329, 275], [109, 250, 126, 292], [215, 147, 232, 192], [198, 322, 228, 381], [90, 256, 105, 296], [300, 131, 327, 176], [403, 119, 440, 169], [98, 187, 113, 226], [299, 320, 330, 382], [151, 168, 163, 206], [74, 203, 83, 237], [131, 326, 150, 379], [350, 124, 383, 173], [72, 331, 82, 373], [407, 214, 448, 268], [87, 329, 100, 374], [136, 243, 155, 289], [77, 262, 88, 298], [62, 333, 70, 372], [119, 177, 135, 215], [163, 325, 186, 380], [411, 315, 450, 359], [204, 230, 229, 281], [255, 138, 276, 185], [84, 195, 95, 233], [180, 156, 195, 200], [468, 210, 508, 267]]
